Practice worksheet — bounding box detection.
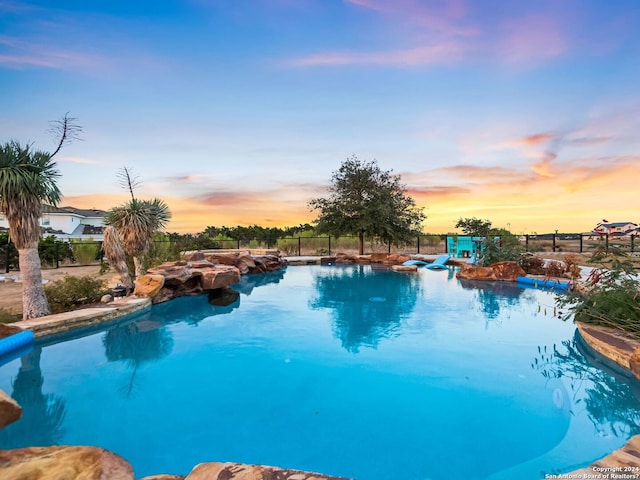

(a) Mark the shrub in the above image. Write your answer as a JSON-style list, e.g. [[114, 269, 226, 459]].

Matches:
[[478, 239, 523, 266], [546, 261, 566, 278], [557, 258, 640, 334], [518, 253, 545, 274], [70, 238, 101, 265], [563, 254, 582, 280], [45, 275, 107, 314], [0, 307, 20, 323], [38, 236, 73, 266]]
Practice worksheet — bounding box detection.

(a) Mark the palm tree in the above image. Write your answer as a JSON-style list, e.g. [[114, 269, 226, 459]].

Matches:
[[0, 114, 80, 319], [102, 225, 134, 291], [0, 141, 61, 319], [103, 197, 171, 277]]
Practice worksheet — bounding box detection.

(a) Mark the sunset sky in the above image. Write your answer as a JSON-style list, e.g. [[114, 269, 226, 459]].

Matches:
[[1, 0, 639, 234]]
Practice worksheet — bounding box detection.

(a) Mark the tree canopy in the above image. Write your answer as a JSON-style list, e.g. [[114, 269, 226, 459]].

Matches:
[[455, 217, 493, 237], [309, 156, 425, 255]]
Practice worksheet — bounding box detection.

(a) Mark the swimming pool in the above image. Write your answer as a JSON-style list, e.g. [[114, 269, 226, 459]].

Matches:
[[1, 264, 639, 480]]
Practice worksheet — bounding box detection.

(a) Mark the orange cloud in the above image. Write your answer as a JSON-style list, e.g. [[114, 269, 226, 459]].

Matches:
[[63, 154, 640, 236]]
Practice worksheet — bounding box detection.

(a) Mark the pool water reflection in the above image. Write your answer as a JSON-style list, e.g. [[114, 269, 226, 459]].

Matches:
[[1, 265, 639, 480]]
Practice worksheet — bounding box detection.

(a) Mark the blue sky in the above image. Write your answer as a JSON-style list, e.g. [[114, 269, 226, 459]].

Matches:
[[1, 0, 639, 233]]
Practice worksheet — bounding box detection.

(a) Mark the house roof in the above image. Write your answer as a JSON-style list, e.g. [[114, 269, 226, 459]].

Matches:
[[41, 205, 106, 218], [598, 222, 638, 228]]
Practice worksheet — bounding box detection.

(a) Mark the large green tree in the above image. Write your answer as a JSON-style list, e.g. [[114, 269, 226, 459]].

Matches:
[[309, 156, 425, 255], [0, 115, 80, 319], [103, 168, 172, 278]]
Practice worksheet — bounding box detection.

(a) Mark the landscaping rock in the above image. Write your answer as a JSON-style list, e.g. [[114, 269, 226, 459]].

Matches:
[[391, 264, 418, 272], [384, 254, 411, 265], [370, 253, 388, 263], [134, 274, 166, 298], [185, 462, 351, 480], [145, 261, 240, 303], [100, 294, 114, 303], [186, 251, 206, 262], [0, 446, 133, 480], [200, 266, 241, 290], [0, 389, 21, 429], [335, 252, 358, 264], [456, 264, 496, 281], [491, 261, 526, 281], [630, 348, 640, 382], [567, 434, 640, 477]]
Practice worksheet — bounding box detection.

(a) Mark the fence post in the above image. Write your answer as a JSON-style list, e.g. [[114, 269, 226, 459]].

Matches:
[[55, 242, 60, 269], [579, 234, 583, 253], [552, 233, 557, 252], [237, 239, 240, 250], [328, 236, 331, 255], [525, 234, 529, 252], [298, 236, 301, 256], [417, 235, 420, 254]]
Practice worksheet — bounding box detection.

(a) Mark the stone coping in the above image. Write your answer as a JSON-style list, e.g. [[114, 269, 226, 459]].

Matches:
[[10, 297, 151, 339]]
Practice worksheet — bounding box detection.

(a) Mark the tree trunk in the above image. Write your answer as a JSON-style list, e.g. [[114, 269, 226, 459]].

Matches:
[[18, 247, 51, 320], [102, 226, 134, 292], [133, 256, 143, 278], [359, 232, 364, 255]]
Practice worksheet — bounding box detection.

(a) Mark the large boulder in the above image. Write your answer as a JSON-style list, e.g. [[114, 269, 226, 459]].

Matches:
[[391, 264, 418, 272], [185, 462, 351, 480], [384, 254, 411, 265], [0, 446, 133, 480], [145, 261, 240, 304], [456, 264, 497, 281], [134, 274, 165, 298], [370, 253, 388, 263], [0, 389, 21, 429], [335, 253, 358, 264], [491, 261, 526, 281]]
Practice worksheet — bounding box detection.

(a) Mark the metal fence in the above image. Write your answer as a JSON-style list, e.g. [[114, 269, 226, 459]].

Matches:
[[1, 232, 637, 273]]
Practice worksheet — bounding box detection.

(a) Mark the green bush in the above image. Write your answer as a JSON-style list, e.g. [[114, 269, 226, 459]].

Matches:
[[0, 307, 20, 323], [140, 235, 181, 272], [478, 239, 523, 266], [70, 238, 102, 265], [45, 275, 107, 314], [557, 258, 640, 334], [38, 236, 73, 266]]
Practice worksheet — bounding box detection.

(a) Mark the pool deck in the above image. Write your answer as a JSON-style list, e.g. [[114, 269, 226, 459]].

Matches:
[[3, 257, 640, 477]]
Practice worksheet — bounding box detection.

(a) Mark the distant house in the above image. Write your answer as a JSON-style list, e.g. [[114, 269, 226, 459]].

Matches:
[[592, 221, 638, 236], [0, 205, 106, 240]]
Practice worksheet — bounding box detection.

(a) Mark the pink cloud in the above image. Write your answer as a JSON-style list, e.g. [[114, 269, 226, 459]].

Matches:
[[286, 43, 465, 67], [496, 14, 568, 63]]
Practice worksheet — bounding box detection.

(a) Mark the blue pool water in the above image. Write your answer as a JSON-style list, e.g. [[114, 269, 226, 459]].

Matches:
[[2, 265, 640, 480]]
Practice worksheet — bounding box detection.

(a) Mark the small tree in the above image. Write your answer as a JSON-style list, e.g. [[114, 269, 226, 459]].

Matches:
[[309, 156, 425, 255], [103, 167, 172, 277], [0, 114, 81, 319]]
